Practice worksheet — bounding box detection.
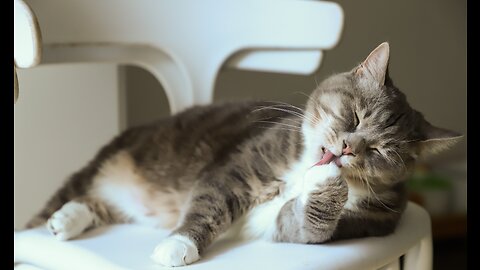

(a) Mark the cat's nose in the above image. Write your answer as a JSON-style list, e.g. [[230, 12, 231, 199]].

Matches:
[[342, 140, 355, 156], [342, 137, 366, 156]]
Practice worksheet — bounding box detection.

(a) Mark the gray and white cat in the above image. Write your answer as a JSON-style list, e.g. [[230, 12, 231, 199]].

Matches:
[[26, 42, 461, 267]]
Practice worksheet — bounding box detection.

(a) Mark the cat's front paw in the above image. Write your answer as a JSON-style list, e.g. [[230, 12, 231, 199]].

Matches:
[[47, 201, 94, 241], [151, 234, 200, 267], [301, 163, 342, 204], [305, 163, 341, 185]]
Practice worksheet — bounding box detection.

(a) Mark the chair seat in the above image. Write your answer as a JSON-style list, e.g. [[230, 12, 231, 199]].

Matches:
[[14, 202, 431, 270]]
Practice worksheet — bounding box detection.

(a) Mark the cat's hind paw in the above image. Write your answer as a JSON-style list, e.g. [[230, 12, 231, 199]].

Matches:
[[151, 234, 200, 267], [47, 201, 94, 241]]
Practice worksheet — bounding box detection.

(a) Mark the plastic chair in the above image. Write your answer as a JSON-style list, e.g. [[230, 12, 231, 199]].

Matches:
[[14, 1, 433, 269]]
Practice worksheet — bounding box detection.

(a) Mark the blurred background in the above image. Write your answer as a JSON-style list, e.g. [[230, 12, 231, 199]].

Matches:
[[15, 0, 466, 269]]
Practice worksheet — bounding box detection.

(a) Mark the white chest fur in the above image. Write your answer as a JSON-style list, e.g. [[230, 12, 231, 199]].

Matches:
[[89, 151, 183, 229], [93, 181, 163, 227], [239, 161, 368, 240], [240, 159, 310, 240]]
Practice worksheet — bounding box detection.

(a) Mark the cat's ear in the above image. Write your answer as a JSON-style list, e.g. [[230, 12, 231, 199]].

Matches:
[[414, 119, 463, 157], [355, 42, 390, 86]]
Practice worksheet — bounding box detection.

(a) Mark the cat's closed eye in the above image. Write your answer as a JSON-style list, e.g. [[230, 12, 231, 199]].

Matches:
[[385, 113, 404, 128], [347, 111, 360, 132], [354, 112, 360, 129]]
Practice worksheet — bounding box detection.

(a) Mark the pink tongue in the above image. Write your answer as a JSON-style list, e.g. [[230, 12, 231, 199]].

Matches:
[[314, 150, 336, 166]]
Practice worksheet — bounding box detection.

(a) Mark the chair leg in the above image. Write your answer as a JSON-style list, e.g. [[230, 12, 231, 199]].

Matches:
[[403, 234, 433, 270]]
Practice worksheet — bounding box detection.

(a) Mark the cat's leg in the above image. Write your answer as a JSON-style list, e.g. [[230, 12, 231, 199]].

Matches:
[[330, 183, 406, 241], [151, 175, 249, 267], [47, 197, 115, 240], [274, 163, 348, 243]]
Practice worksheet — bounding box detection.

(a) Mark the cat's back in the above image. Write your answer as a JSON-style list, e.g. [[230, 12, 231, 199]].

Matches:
[[105, 100, 291, 183], [120, 100, 287, 157]]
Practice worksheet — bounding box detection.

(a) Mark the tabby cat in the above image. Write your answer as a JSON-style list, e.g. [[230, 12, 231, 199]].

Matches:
[[26, 42, 461, 266]]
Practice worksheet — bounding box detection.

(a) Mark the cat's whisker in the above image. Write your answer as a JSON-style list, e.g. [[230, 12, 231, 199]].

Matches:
[[389, 149, 407, 172], [276, 117, 304, 126], [264, 101, 321, 124], [256, 107, 319, 128], [262, 101, 306, 113], [252, 145, 280, 169], [253, 103, 304, 112], [352, 166, 399, 213], [293, 91, 318, 106], [352, 166, 373, 205], [382, 150, 405, 172], [261, 118, 304, 130], [262, 105, 312, 123], [257, 126, 305, 135], [253, 117, 315, 135], [255, 121, 302, 131], [293, 91, 323, 120], [253, 106, 306, 121]]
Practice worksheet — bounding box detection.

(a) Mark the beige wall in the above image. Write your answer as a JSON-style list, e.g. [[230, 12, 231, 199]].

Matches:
[[126, 0, 466, 166], [14, 64, 121, 228]]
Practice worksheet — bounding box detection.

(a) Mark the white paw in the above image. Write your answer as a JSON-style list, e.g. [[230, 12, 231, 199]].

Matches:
[[301, 163, 341, 204], [151, 234, 200, 267], [47, 201, 94, 241], [305, 163, 341, 183]]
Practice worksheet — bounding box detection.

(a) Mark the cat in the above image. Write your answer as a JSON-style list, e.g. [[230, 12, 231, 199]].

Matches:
[[25, 42, 461, 267]]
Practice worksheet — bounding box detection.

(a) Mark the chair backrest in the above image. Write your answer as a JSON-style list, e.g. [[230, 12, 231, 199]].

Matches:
[[22, 0, 344, 113], [14, 0, 42, 102]]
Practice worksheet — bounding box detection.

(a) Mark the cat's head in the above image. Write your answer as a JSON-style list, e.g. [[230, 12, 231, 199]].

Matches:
[[303, 42, 462, 183]]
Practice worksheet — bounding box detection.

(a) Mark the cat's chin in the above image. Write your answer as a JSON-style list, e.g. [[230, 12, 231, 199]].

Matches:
[[334, 158, 343, 167], [336, 153, 358, 169]]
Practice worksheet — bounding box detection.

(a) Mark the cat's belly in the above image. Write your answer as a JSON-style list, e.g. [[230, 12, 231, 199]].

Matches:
[[93, 180, 184, 228], [89, 151, 186, 229]]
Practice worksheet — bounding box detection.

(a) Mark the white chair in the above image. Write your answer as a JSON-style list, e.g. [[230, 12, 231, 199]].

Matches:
[[14, 0, 42, 103], [15, 202, 432, 270], [14, 1, 432, 269]]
